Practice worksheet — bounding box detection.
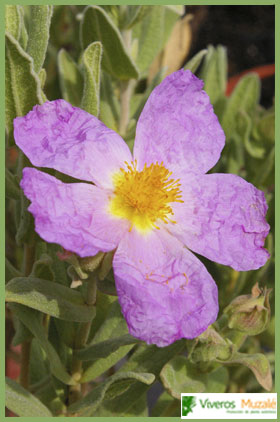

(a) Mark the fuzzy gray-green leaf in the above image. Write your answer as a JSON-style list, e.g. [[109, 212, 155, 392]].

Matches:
[[100, 341, 185, 416], [200, 45, 227, 104], [222, 73, 260, 139], [5, 168, 20, 200], [58, 49, 83, 107], [81, 42, 102, 116], [99, 72, 119, 131], [205, 367, 229, 392], [81, 6, 139, 80], [218, 352, 272, 391], [18, 6, 28, 49], [5, 32, 43, 142], [10, 304, 75, 385], [184, 49, 207, 74], [6, 277, 96, 322], [68, 371, 155, 416], [160, 356, 205, 399], [77, 333, 140, 361], [81, 300, 134, 382], [5, 258, 22, 283], [5, 6, 22, 40], [6, 377, 53, 417], [133, 6, 165, 75], [120, 6, 152, 29], [26, 6, 53, 73]]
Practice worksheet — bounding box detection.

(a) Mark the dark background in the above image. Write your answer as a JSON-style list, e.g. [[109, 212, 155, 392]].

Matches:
[[187, 5, 275, 107]]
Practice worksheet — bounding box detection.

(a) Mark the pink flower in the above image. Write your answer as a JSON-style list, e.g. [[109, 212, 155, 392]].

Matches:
[[14, 70, 270, 347]]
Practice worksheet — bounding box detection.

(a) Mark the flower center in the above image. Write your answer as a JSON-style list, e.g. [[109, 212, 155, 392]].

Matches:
[[109, 160, 183, 233]]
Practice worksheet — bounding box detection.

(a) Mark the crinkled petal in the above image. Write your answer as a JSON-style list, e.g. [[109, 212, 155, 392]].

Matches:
[[133, 69, 225, 174], [14, 100, 132, 189], [113, 228, 218, 347], [169, 173, 270, 271], [21, 168, 129, 257]]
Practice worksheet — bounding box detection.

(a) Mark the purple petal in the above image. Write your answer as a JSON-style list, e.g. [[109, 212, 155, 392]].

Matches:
[[133, 69, 225, 174], [21, 168, 129, 257], [14, 100, 132, 189], [113, 228, 218, 347], [170, 173, 270, 271]]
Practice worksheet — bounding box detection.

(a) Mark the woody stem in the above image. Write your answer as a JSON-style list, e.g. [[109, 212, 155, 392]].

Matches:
[[69, 273, 97, 404]]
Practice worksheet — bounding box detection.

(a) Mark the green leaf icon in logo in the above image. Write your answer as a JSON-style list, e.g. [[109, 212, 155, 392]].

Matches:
[[182, 396, 197, 416]]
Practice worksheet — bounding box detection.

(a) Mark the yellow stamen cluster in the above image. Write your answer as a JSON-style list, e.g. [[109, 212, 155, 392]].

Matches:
[[109, 160, 183, 233]]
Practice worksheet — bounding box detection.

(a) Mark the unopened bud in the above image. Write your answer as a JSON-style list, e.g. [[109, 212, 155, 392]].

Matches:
[[79, 251, 105, 273], [224, 283, 271, 336], [191, 327, 236, 363]]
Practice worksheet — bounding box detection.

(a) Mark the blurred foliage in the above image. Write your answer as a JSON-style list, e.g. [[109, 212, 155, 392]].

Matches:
[[5, 5, 275, 418]]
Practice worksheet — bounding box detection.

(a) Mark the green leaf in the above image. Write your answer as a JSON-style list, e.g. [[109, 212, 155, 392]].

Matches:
[[48, 318, 71, 368], [253, 110, 275, 145], [205, 366, 229, 392], [200, 45, 227, 104], [18, 6, 28, 50], [54, 319, 78, 349], [237, 111, 265, 159], [99, 72, 120, 131], [160, 356, 205, 399], [218, 352, 272, 391], [151, 391, 178, 417], [96, 392, 149, 417], [10, 304, 75, 385], [97, 275, 118, 296], [6, 377, 53, 417], [47, 244, 69, 286], [255, 146, 275, 187], [26, 6, 53, 73], [5, 32, 43, 142], [222, 73, 260, 139], [5, 258, 22, 283], [57, 49, 83, 107], [99, 5, 119, 26], [81, 42, 102, 116], [81, 300, 134, 382], [88, 298, 126, 344], [68, 371, 155, 416], [5, 5, 22, 40], [30, 254, 55, 281], [133, 6, 165, 75], [80, 6, 139, 80], [6, 277, 96, 322], [88, 290, 116, 342], [184, 49, 207, 74], [100, 341, 185, 415], [38, 67, 47, 88], [15, 185, 34, 246], [29, 338, 49, 386], [120, 6, 152, 29], [131, 67, 165, 121], [104, 379, 134, 400], [77, 333, 140, 361], [5, 168, 20, 200], [12, 317, 33, 346]]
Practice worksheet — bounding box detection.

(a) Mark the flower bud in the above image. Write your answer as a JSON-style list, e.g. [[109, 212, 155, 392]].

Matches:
[[190, 327, 236, 363], [224, 283, 271, 335]]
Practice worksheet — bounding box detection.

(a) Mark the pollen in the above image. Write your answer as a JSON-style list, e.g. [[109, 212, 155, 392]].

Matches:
[[109, 160, 183, 233]]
